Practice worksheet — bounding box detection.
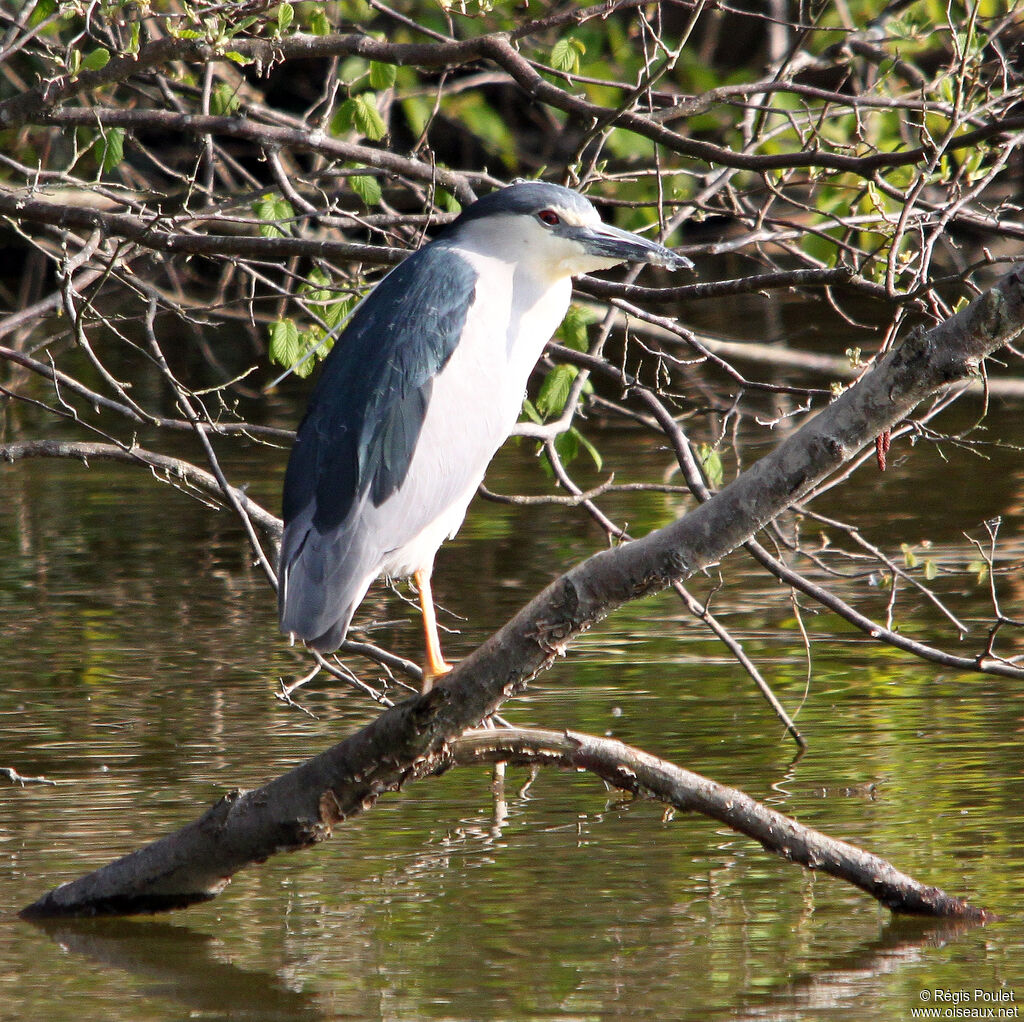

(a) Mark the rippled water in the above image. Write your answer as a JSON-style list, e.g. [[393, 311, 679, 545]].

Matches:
[[3, 379, 1024, 1019]]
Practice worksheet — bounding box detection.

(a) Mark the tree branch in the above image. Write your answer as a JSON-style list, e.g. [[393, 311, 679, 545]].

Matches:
[[20, 725, 988, 920], [18, 269, 1024, 919], [479, 36, 1024, 175], [0, 439, 281, 544], [33, 106, 479, 199], [5, 20, 1020, 181], [449, 728, 987, 919], [0, 187, 403, 266]]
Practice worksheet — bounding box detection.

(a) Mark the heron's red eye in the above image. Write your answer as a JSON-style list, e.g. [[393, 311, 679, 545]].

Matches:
[[538, 209, 560, 226]]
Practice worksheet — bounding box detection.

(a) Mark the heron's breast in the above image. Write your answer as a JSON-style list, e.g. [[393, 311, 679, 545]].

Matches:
[[444, 250, 572, 415], [372, 254, 573, 578]]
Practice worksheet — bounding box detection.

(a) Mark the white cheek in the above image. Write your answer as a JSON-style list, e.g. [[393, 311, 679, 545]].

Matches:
[[560, 251, 623, 275]]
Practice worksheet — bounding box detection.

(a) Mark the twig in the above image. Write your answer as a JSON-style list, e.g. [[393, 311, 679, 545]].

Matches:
[[0, 439, 282, 544], [2, 766, 57, 786]]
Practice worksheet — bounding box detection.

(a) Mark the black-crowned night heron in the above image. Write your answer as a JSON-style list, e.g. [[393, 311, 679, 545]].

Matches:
[[279, 181, 692, 689]]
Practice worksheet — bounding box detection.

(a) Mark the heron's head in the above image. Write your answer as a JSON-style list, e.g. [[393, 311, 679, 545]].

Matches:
[[441, 182, 694, 279]]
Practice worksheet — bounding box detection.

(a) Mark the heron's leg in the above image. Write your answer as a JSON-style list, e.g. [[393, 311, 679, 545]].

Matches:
[[414, 567, 452, 693]]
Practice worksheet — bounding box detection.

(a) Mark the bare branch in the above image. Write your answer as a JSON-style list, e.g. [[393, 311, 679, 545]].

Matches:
[[450, 728, 986, 918], [0, 439, 281, 544]]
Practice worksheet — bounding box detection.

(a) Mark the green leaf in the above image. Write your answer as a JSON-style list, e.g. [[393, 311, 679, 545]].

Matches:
[[210, 82, 240, 116], [447, 92, 515, 167], [252, 194, 294, 237], [550, 36, 585, 74], [335, 95, 388, 140], [338, 56, 369, 85], [28, 0, 58, 27], [353, 93, 387, 140], [520, 398, 543, 425], [574, 428, 603, 471], [369, 61, 397, 90], [226, 15, 260, 37], [306, 266, 330, 286], [546, 425, 601, 471], [268, 318, 301, 369], [99, 126, 126, 174], [556, 303, 599, 351], [967, 559, 989, 585], [81, 47, 110, 72], [224, 51, 250, 65], [901, 542, 918, 568], [553, 427, 579, 467], [300, 268, 353, 330], [292, 331, 321, 377], [697, 443, 724, 489], [401, 95, 433, 137], [276, 2, 294, 34], [437, 189, 461, 214], [309, 7, 331, 34], [341, 0, 371, 19], [301, 266, 332, 305], [535, 364, 578, 419], [350, 174, 382, 206], [270, 316, 338, 379], [550, 39, 572, 71], [324, 295, 353, 331], [333, 99, 355, 134]]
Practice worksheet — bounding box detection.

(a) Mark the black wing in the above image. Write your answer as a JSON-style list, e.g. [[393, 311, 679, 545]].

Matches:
[[282, 243, 478, 532]]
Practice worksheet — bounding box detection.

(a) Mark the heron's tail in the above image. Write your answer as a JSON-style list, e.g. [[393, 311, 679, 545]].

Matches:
[[277, 511, 374, 653]]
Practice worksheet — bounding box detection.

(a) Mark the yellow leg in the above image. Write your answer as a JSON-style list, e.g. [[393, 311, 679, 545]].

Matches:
[[414, 567, 452, 693]]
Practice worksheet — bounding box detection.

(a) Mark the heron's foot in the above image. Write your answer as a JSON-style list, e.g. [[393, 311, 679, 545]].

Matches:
[[421, 658, 453, 695]]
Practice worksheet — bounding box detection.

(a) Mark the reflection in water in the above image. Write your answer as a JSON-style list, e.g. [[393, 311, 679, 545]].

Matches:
[[26, 919, 324, 1020], [732, 917, 986, 1021], [19, 912, 988, 1022]]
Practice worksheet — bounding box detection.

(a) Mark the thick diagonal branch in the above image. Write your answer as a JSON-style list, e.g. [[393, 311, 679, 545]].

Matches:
[[19, 270, 1024, 919]]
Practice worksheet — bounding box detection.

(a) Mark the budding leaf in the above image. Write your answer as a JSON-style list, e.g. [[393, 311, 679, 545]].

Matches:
[[369, 61, 397, 90], [353, 93, 387, 140], [81, 47, 110, 72], [99, 126, 126, 173], [269, 318, 301, 369]]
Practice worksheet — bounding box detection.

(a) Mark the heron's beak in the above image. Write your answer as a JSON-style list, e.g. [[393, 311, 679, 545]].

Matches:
[[575, 222, 694, 272]]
